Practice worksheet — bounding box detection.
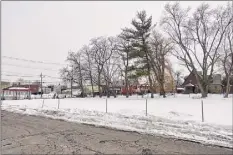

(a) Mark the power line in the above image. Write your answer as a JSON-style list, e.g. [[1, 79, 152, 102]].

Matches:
[[2, 63, 60, 72], [3, 56, 67, 66], [1, 78, 62, 84], [2, 71, 37, 77], [2, 74, 39, 78], [44, 75, 63, 79], [2, 73, 62, 80]]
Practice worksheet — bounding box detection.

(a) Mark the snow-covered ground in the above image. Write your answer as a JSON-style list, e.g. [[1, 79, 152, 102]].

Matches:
[[1, 94, 232, 148]]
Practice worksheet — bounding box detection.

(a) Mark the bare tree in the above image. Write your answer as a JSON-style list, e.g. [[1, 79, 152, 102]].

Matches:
[[60, 66, 74, 95], [161, 2, 233, 97], [90, 36, 115, 97], [102, 38, 121, 97], [60, 51, 85, 97], [81, 45, 96, 97], [174, 70, 183, 89], [221, 3, 233, 98], [102, 59, 121, 97], [16, 78, 25, 84], [148, 31, 173, 97]]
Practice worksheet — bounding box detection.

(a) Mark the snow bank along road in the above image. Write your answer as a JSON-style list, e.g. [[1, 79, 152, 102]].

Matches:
[[1, 95, 232, 148], [2, 111, 232, 154]]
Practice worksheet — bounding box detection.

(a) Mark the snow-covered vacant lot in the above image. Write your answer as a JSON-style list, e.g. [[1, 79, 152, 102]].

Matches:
[[1, 94, 232, 148]]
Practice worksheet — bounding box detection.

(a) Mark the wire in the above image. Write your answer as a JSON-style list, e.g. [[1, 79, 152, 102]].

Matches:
[[2, 63, 60, 72], [3, 56, 67, 66], [43, 81, 62, 83], [44, 75, 63, 79], [2, 73, 62, 80], [2, 71, 37, 77], [2, 74, 39, 78]]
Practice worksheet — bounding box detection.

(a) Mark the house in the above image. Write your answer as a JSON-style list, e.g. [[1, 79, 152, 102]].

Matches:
[[176, 87, 185, 93], [42, 87, 52, 94], [84, 85, 103, 96], [121, 77, 149, 95], [222, 75, 233, 94], [208, 74, 223, 93], [121, 67, 175, 95], [18, 84, 40, 94], [2, 86, 31, 100], [181, 70, 223, 94]]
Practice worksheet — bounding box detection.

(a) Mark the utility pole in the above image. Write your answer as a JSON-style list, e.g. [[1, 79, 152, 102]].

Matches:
[[40, 73, 43, 98]]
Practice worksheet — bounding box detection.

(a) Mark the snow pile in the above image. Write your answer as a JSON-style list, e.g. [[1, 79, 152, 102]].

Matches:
[[1, 94, 232, 148]]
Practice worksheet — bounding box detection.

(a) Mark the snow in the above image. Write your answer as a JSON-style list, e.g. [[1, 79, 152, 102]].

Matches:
[[1, 94, 232, 148], [8, 87, 30, 90], [185, 83, 194, 87]]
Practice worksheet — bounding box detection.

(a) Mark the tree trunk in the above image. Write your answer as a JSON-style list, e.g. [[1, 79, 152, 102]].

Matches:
[[161, 56, 166, 98], [106, 79, 110, 98], [201, 83, 208, 98], [202, 88, 208, 98], [146, 62, 154, 98], [194, 71, 208, 98], [159, 81, 166, 98], [98, 70, 102, 98], [90, 73, 95, 97], [224, 74, 231, 98], [148, 74, 154, 98], [78, 64, 84, 98], [88, 60, 95, 97], [125, 74, 129, 98]]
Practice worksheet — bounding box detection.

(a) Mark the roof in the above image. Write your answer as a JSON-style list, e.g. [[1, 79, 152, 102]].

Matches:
[[4, 87, 30, 91], [185, 83, 194, 87]]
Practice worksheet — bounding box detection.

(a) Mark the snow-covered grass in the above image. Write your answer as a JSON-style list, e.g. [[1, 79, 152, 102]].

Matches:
[[1, 94, 232, 148]]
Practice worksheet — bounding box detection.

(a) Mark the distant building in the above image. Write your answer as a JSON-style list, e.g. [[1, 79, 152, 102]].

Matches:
[[19, 84, 40, 94], [181, 70, 223, 94], [209, 74, 223, 93], [2, 86, 31, 100], [42, 87, 52, 94]]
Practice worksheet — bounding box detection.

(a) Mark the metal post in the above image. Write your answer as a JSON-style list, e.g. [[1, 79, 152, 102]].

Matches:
[[58, 99, 60, 109], [42, 99, 44, 108], [201, 100, 204, 122], [146, 99, 148, 116], [106, 98, 108, 113]]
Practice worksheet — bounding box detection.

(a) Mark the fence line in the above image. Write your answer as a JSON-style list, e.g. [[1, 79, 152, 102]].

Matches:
[[5, 97, 225, 124]]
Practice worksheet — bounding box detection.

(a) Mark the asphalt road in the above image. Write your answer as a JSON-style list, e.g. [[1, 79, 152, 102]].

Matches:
[[1, 110, 232, 154]]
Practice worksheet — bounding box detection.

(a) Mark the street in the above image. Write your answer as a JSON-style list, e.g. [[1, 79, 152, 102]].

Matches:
[[1, 110, 232, 154]]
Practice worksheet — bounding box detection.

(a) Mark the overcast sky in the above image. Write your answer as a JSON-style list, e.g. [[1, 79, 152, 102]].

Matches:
[[2, 1, 228, 83]]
